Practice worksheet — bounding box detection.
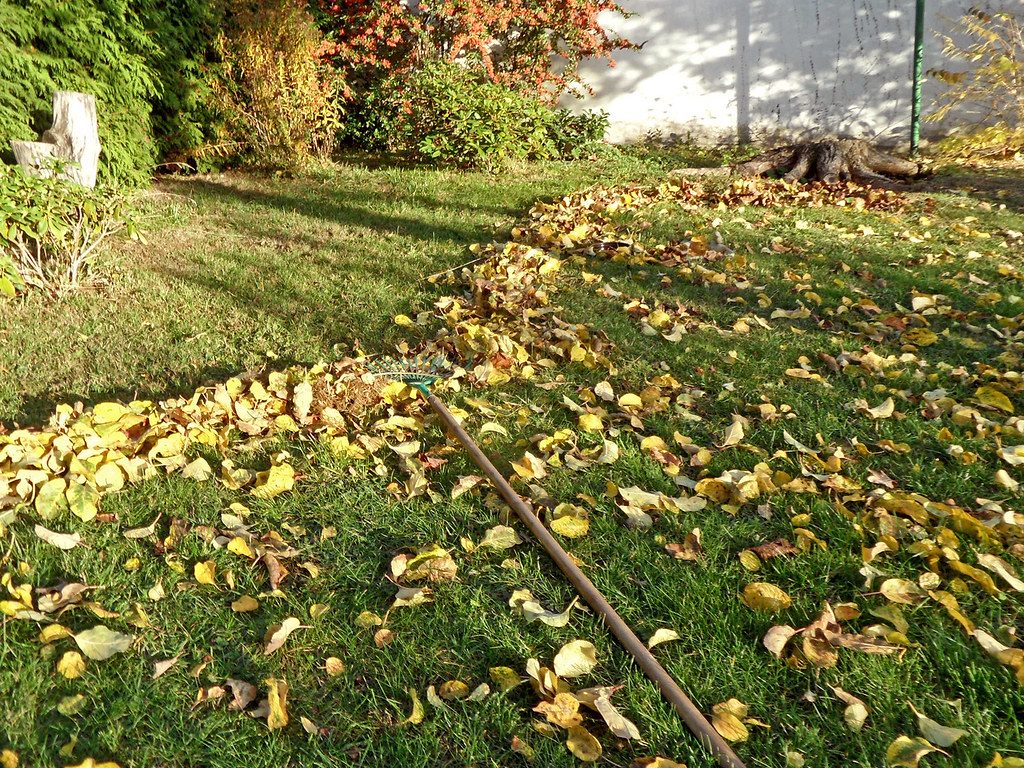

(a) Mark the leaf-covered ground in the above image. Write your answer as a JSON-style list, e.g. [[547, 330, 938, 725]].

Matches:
[[2, 160, 1023, 768]]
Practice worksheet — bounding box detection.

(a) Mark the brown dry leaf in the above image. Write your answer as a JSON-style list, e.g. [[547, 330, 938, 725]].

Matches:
[[711, 699, 749, 743], [325, 657, 345, 676], [225, 678, 258, 710], [374, 628, 395, 647], [803, 604, 840, 668], [566, 725, 602, 762], [740, 582, 792, 613], [750, 539, 799, 560], [886, 735, 947, 767], [665, 529, 703, 561], [593, 694, 641, 740], [265, 678, 289, 730], [763, 625, 798, 658], [152, 656, 180, 680], [263, 617, 304, 655]]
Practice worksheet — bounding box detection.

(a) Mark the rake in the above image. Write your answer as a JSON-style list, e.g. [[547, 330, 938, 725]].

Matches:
[[367, 355, 747, 768]]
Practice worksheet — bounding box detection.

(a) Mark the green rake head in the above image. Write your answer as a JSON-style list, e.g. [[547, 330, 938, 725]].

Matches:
[[365, 354, 451, 394]]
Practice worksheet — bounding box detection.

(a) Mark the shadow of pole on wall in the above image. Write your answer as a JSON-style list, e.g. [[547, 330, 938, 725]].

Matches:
[[736, 0, 752, 144]]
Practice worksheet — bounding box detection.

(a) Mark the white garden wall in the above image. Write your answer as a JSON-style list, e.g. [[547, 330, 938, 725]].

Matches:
[[571, 0, 984, 146]]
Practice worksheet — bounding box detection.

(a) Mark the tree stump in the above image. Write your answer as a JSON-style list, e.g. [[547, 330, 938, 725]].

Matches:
[[9, 91, 101, 187], [732, 139, 924, 185]]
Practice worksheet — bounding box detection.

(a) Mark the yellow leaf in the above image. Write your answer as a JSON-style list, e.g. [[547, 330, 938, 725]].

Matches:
[[252, 463, 296, 499], [550, 515, 590, 538], [66, 483, 99, 522], [489, 666, 521, 691], [231, 595, 259, 613], [393, 314, 414, 327], [65, 760, 122, 768], [880, 578, 926, 605], [553, 640, 597, 678], [908, 703, 968, 747], [901, 328, 938, 347], [309, 603, 330, 619], [325, 657, 345, 676], [0, 750, 16, 768], [402, 687, 424, 725], [618, 393, 643, 409], [566, 725, 602, 762], [738, 550, 761, 572], [266, 677, 289, 730], [712, 699, 750, 743], [739, 582, 792, 613], [57, 651, 86, 679], [578, 413, 603, 432], [886, 735, 946, 767], [35, 478, 69, 519], [438, 680, 470, 700], [227, 536, 255, 559], [976, 385, 1014, 414], [543, 692, 583, 728], [647, 628, 680, 649], [193, 560, 217, 586]]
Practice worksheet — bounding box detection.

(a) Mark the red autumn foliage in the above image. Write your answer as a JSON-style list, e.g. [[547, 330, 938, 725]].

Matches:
[[315, 0, 632, 100]]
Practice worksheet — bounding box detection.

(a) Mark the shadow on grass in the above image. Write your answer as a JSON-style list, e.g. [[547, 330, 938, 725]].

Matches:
[[914, 165, 1024, 211]]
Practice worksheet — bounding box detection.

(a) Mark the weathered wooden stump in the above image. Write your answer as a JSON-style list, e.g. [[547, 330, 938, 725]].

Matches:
[[10, 91, 101, 187]]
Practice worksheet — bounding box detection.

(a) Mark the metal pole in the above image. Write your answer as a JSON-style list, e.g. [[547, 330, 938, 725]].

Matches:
[[911, 0, 926, 154], [419, 387, 748, 768]]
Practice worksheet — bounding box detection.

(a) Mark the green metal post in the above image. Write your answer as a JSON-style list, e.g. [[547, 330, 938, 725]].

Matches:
[[910, 0, 926, 154]]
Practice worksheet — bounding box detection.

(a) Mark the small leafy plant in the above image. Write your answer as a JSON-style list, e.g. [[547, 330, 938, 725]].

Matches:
[[350, 61, 607, 169], [0, 164, 137, 298], [929, 8, 1024, 159]]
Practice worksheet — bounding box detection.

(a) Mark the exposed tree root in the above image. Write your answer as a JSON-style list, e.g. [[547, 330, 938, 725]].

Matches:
[[732, 139, 926, 185]]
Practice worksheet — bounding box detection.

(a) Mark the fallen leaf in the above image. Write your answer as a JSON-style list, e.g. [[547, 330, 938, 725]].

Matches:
[[740, 582, 792, 613], [231, 595, 260, 613], [566, 725, 602, 762], [57, 650, 86, 679], [263, 617, 303, 655], [976, 553, 1024, 592], [909, 703, 968, 747], [489, 666, 521, 691], [33, 524, 82, 551], [886, 735, 947, 767], [553, 640, 598, 678], [711, 699, 749, 743], [73, 625, 133, 660], [479, 525, 522, 550], [880, 578, 926, 605], [152, 656, 180, 679], [193, 561, 217, 587], [325, 657, 345, 676], [402, 687, 424, 725], [647, 628, 680, 649], [266, 677, 289, 729], [831, 686, 869, 731], [976, 386, 1014, 414]]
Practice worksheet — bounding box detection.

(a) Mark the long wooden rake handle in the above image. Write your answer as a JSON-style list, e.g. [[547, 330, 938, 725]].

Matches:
[[421, 388, 748, 768]]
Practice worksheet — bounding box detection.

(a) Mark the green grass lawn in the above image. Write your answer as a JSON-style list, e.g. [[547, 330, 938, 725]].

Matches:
[[1, 155, 1023, 768]]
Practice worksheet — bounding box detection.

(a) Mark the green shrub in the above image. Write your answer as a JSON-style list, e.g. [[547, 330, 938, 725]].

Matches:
[[0, 164, 138, 297], [0, 0, 160, 186], [349, 61, 607, 169]]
